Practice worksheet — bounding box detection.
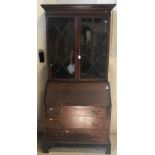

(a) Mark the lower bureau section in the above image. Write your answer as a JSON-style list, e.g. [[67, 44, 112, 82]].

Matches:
[[46, 129, 109, 142]]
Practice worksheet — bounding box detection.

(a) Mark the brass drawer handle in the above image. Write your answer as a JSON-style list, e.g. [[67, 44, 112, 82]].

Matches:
[[55, 132, 64, 137], [92, 122, 99, 127], [92, 133, 99, 138], [49, 108, 63, 115], [92, 110, 100, 115], [55, 130, 69, 138], [54, 120, 62, 124], [49, 118, 62, 125], [54, 109, 63, 115], [52, 121, 63, 129]]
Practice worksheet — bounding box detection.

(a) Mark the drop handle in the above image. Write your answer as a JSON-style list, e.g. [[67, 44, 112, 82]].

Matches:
[[92, 110, 100, 115], [49, 108, 63, 115], [92, 122, 99, 127], [53, 120, 63, 125], [49, 118, 62, 125]]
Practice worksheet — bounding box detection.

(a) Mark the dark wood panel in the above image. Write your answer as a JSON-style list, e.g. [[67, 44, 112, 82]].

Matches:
[[45, 81, 111, 106], [41, 4, 116, 15], [45, 117, 109, 129], [46, 129, 109, 142], [40, 4, 115, 154], [46, 106, 108, 118]]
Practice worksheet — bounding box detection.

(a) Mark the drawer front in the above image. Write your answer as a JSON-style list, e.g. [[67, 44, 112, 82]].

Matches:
[[45, 117, 109, 129], [46, 130, 109, 142], [46, 106, 108, 118]]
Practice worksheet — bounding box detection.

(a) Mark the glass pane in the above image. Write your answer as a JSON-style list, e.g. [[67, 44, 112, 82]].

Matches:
[[80, 18, 108, 79], [48, 17, 75, 79]]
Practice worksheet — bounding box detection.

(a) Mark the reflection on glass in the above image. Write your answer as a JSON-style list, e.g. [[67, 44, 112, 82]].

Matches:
[[80, 18, 108, 79], [48, 18, 75, 79]]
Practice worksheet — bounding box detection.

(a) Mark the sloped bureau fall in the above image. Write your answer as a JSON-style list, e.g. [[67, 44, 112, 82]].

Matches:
[[41, 4, 116, 154]]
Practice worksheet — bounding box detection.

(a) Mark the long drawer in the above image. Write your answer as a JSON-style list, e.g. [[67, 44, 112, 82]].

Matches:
[[46, 129, 109, 142], [46, 106, 109, 118], [45, 117, 109, 129]]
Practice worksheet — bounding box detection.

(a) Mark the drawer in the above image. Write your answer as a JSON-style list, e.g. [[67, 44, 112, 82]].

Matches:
[[46, 129, 109, 142], [45, 117, 109, 129], [46, 106, 109, 118]]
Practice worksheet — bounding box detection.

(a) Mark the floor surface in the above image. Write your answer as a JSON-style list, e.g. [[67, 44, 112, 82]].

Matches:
[[37, 134, 117, 155]]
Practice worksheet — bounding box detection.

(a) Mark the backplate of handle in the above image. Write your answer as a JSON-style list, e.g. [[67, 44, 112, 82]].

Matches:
[[92, 122, 99, 127], [92, 110, 100, 115]]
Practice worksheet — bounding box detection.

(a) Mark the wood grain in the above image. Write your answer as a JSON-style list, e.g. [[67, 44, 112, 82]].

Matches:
[[46, 129, 109, 142], [45, 81, 111, 106], [45, 117, 109, 129], [46, 106, 108, 118]]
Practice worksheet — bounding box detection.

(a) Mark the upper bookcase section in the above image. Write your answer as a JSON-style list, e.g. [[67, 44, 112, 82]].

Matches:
[[41, 4, 116, 15]]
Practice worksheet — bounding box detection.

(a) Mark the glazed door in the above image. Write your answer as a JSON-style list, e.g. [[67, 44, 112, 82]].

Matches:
[[79, 17, 109, 80], [47, 17, 76, 79], [47, 16, 109, 80]]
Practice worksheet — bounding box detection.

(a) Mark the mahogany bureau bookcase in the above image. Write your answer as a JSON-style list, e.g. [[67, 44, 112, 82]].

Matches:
[[41, 4, 116, 154]]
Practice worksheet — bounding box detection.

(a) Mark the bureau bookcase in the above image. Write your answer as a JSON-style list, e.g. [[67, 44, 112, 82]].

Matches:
[[41, 4, 116, 154]]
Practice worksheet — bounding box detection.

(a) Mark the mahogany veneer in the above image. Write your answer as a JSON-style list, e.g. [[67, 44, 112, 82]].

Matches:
[[46, 106, 108, 118], [41, 4, 116, 154]]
